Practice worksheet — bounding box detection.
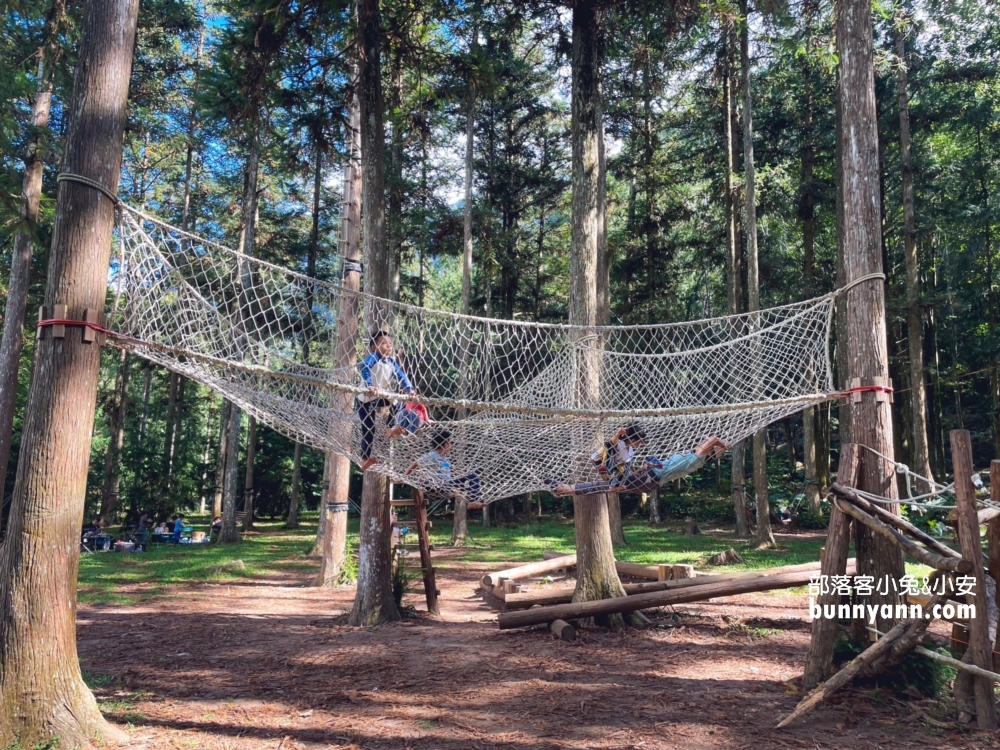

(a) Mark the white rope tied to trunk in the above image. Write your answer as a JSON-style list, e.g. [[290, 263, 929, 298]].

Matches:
[[105, 204, 874, 504]]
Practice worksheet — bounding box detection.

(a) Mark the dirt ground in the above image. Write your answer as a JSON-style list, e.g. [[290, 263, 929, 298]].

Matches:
[[82, 548, 997, 749]]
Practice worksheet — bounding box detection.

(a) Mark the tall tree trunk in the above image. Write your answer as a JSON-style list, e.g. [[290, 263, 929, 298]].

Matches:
[[212, 399, 230, 519], [219, 406, 242, 544], [241, 415, 256, 531], [0, 0, 67, 492], [198, 400, 216, 513], [893, 17, 934, 492], [287, 442, 302, 528], [220, 100, 264, 542], [349, 0, 399, 625], [289, 134, 325, 530], [724, 21, 750, 538], [453, 8, 478, 547], [0, 0, 139, 741], [837, 0, 904, 635], [569, 0, 635, 629], [98, 350, 131, 525], [740, 0, 773, 548], [799, 0, 822, 514], [317, 65, 361, 587]]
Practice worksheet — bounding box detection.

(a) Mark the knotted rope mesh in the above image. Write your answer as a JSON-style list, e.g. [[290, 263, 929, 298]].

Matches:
[[111, 206, 838, 503]]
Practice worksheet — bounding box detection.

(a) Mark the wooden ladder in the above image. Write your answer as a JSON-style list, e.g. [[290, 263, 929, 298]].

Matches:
[[391, 490, 439, 614]]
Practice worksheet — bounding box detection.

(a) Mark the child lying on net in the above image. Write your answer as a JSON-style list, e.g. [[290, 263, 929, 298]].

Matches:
[[404, 428, 481, 503], [551, 434, 728, 497]]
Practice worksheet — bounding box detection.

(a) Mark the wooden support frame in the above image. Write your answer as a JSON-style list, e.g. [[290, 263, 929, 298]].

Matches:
[[831, 496, 972, 573], [802, 443, 860, 690], [412, 489, 439, 615], [950, 430, 997, 730]]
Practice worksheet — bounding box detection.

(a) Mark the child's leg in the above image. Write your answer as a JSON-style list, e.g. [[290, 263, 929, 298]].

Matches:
[[454, 473, 481, 500], [359, 401, 379, 460]]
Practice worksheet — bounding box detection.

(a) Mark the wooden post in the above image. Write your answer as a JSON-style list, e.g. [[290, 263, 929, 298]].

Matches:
[[802, 443, 859, 690], [671, 564, 695, 579], [413, 489, 439, 615], [950, 430, 997, 730], [550, 619, 576, 642]]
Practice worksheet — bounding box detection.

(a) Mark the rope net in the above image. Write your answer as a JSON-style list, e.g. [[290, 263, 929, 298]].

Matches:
[[110, 205, 838, 503]]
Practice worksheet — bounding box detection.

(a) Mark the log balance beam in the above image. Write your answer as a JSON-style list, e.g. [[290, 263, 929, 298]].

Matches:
[[497, 562, 858, 630], [503, 559, 855, 610]]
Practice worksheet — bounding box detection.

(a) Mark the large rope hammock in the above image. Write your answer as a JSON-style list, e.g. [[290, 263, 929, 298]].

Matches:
[[104, 204, 875, 504]]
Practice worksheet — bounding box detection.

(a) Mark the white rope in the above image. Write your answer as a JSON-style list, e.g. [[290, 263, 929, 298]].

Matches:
[[848, 443, 998, 513], [108, 204, 863, 504]]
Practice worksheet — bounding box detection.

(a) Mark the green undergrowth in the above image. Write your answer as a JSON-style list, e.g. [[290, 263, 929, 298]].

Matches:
[[833, 635, 957, 698]]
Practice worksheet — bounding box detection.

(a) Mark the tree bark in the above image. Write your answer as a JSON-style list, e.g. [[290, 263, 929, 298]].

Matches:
[[0, 0, 68, 493], [800, 1, 822, 515], [608, 493, 626, 547], [221, 84, 264, 537], [723, 21, 750, 539], [893, 16, 934, 493], [287, 442, 302, 528], [740, 0, 773, 548], [349, 0, 399, 626], [837, 0, 905, 635], [218, 406, 241, 544], [212, 399, 230, 519], [568, 0, 635, 630], [453, 6, 479, 547], [98, 349, 131, 525], [0, 0, 138, 742], [241, 415, 256, 531], [317, 60, 361, 586]]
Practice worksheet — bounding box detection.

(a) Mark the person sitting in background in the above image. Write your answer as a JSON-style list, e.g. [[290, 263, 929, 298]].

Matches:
[[153, 521, 169, 535], [170, 514, 185, 544], [82, 517, 100, 535], [211, 516, 222, 538]]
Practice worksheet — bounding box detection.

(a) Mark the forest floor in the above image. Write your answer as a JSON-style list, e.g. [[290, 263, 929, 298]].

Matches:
[[77, 516, 994, 749]]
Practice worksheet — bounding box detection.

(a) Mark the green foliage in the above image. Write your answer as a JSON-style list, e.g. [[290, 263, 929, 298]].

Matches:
[[794, 503, 828, 529], [391, 546, 415, 609], [833, 635, 957, 698]]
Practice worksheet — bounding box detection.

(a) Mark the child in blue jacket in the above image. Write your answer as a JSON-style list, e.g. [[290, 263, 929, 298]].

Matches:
[[358, 330, 415, 470]]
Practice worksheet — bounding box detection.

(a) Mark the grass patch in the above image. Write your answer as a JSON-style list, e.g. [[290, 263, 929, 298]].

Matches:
[[78, 519, 328, 604]]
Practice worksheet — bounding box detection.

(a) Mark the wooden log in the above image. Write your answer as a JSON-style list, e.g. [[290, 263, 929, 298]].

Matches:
[[979, 507, 1000, 525], [498, 567, 838, 629], [829, 483, 964, 561], [707, 549, 744, 566], [832, 497, 972, 573], [657, 564, 670, 582], [951, 430, 997, 730], [503, 560, 858, 610], [779, 589, 949, 728], [390, 498, 415, 507], [614, 561, 659, 580], [413, 490, 439, 615], [550, 619, 576, 642], [503, 580, 521, 595], [481, 554, 577, 589], [803, 443, 860, 691], [672, 564, 695, 579]]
